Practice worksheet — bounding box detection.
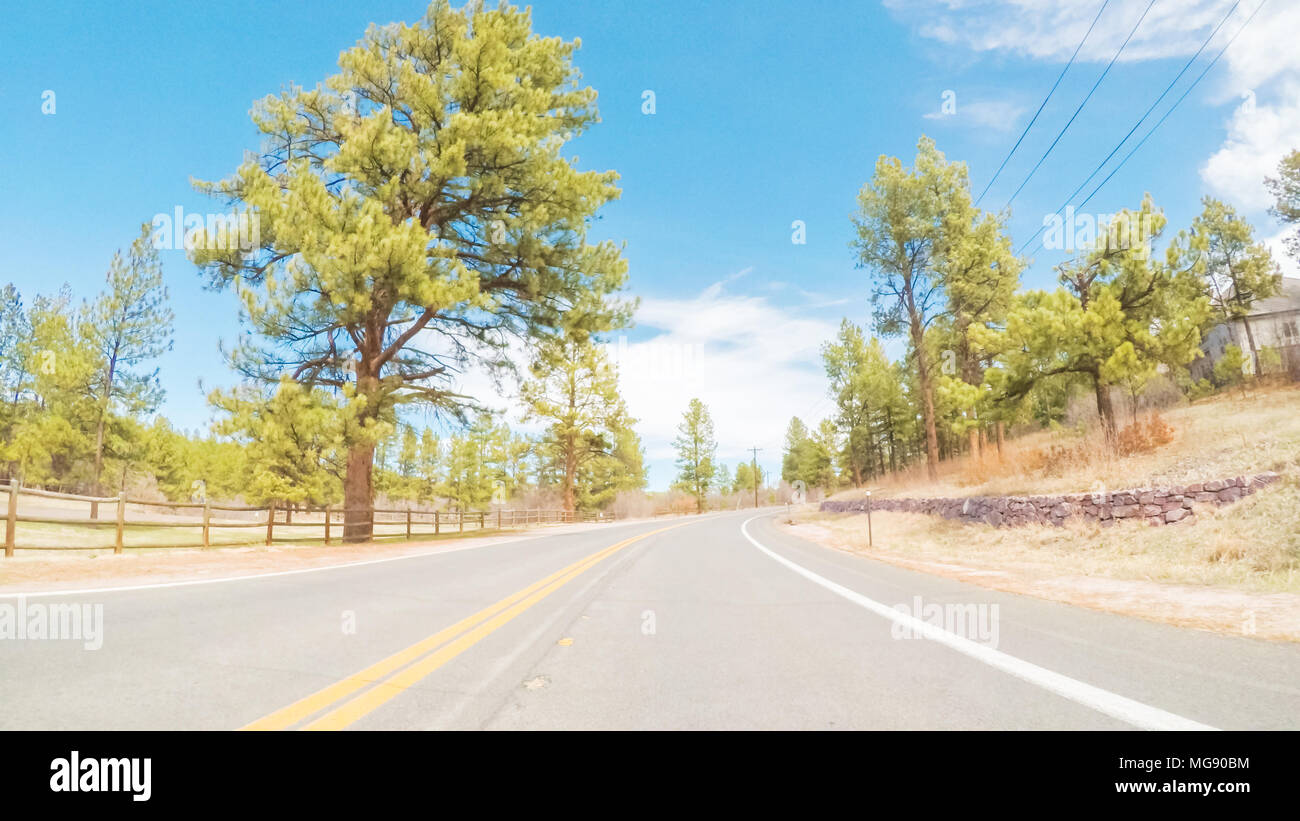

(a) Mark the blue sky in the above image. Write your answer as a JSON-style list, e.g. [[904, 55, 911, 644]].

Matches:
[[3, 0, 1296, 489]]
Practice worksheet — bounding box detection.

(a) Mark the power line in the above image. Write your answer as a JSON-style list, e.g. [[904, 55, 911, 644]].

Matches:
[[975, 0, 1111, 207], [1016, 0, 1242, 256], [1022, 0, 1267, 260], [1003, 0, 1159, 211]]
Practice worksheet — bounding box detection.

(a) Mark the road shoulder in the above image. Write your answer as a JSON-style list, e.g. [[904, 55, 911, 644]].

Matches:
[[781, 518, 1300, 642]]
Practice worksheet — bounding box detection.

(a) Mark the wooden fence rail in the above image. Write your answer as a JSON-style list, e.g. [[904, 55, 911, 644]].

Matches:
[[0, 479, 612, 556]]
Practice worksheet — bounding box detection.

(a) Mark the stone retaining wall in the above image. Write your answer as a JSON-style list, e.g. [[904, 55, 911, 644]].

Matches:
[[818, 472, 1282, 528]]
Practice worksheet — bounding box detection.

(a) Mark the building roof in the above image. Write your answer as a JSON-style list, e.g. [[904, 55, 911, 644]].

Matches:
[[1246, 276, 1300, 317]]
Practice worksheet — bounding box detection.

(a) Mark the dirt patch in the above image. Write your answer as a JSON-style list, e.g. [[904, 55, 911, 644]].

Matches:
[[786, 521, 1300, 641]]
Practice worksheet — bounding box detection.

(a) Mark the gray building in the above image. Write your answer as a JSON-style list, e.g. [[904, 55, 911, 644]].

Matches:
[[1191, 277, 1300, 381]]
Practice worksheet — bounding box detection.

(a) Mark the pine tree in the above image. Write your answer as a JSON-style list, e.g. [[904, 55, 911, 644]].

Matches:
[[672, 398, 716, 514], [984, 197, 1210, 442], [191, 1, 630, 540], [81, 223, 174, 494], [852, 137, 1015, 481], [521, 336, 636, 513], [1266, 149, 1300, 263], [1180, 197, 1281, 376]]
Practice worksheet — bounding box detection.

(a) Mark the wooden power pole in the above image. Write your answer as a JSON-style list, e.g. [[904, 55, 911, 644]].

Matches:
[[749, 446, 762, 509]]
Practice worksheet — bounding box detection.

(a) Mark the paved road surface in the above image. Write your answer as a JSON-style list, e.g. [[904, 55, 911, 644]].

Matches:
[[3, 510, 1297, 729]]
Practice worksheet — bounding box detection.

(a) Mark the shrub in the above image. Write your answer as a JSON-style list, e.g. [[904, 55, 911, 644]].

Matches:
[[1117, 413, 1175, 456], [1022, 442, 1090, 477]]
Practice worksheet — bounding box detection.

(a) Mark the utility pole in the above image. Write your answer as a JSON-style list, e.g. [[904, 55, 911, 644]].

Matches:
[[748, 446, 761, 509]]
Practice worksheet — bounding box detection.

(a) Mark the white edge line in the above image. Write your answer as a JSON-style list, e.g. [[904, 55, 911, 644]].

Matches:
[[741, 515, 1217, 732], [0, 517, 675, 599]]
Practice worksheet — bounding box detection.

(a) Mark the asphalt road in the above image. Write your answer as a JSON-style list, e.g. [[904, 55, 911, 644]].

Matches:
[[2, 510, 1298, 730]]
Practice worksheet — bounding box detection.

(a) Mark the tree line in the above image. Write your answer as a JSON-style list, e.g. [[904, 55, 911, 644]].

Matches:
[[780, 137, 1299, 494]]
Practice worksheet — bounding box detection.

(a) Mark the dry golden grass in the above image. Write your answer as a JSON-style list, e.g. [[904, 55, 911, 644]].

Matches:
[[831, 384, 1300, 500]]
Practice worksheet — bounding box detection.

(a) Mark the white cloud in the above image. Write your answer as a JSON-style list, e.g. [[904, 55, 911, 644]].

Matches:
[[885, 1, 1298, 219], [423, 271, 845, 489], [610, 273, 841, 472], [1200, 84, 1300, 213], [1264, 228, 1300, 280], [884, 1, 1284, 83]]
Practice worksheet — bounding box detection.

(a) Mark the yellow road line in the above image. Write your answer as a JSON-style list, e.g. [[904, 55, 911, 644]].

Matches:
[[244, 523, 680, 731]]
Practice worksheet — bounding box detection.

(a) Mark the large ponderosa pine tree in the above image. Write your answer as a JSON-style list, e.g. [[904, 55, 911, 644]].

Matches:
[[192, 1, 630, 540]]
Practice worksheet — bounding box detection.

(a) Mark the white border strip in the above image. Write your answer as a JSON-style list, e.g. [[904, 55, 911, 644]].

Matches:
[[741, 515, 1216, 731]]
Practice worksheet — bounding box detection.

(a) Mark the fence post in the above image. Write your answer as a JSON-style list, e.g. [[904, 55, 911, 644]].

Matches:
[[435, 510, 440, 535], [90, 499, 98, 520], [406, 508, 412, 540], [324, 505, 331, 546], [459, 508, 464, 533], [202, 499, 211, 548], [4, 479, 17, 557], [480, 511, 485, 530], [114, 491, 125, 554], [266, 501, 275, 546], [866, 491, 873, 548]]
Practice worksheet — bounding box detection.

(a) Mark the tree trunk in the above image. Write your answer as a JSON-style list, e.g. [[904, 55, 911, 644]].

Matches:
[[995, 421, 1005, 457], [562, 436, 577, 514], [92, 414, 107, 495], [1093, 372, 1118, 446], [913, 344, 940, 481], [342, 348, 384, 543], [92, 356, 117, 495], [1241, 315, 1261, 377], [885, 408, 898, 474], [343, 441, 375, 542]]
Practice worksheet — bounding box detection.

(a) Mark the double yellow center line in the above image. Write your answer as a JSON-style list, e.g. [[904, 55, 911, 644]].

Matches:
[[243, 522, 682, 731]]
